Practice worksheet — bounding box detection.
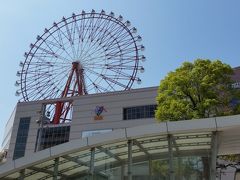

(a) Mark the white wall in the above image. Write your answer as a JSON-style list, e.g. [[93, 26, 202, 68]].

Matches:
[[5, 87, 158, 162]]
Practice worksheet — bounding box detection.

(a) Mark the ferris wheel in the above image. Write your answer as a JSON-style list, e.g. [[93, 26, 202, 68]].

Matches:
[[15, 10, 145, 124]]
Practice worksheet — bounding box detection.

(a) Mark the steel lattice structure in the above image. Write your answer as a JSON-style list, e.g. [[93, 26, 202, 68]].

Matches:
[[16, 10, 145, 100], [15, 10, 145, 124]]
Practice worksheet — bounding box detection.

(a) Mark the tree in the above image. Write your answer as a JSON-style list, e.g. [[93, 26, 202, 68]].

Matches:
[[151, 157, 202, 180], [156, 59, 240, 121], [155, 59, 240, 179]]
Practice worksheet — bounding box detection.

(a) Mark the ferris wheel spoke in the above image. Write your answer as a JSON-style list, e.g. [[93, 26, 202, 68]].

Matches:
[[31, 45, 72, 63], [26, 64, 68, 74], [19, 11, 143, 102], [24, 83, 49, 99], [82, 56, 107, 67], [82, 23, 119, 58], [79, 44, 106, 63], [23, 71, 52, 81], [84, 61, 136, 70], [100, 26, 128, 52], [87, 15, 97, 40], [107, 68, 135, 81], [38, 83, 58, 99], [88, 15, 105, 41], [107, 47, 137, 58], [32, 44, 57, 57], [55, 27, 75, 60], [79, 24, 105, 61], [55, 28, 68, 52], [63, 20, 77, 59], [85, 76, 109, 93], [81, 18, 92, 42], [106, 41, 135, 55], [99, 23, 127, 48], [80, 45, 105, 63], [45, 31, 67, 50], [47, 68, 69, 83], [99, 75, 117, 91], [89, 19, 106, 41], [83, 72, 100, 93], [101, 74, 128, 89], [25, 81, 51, 93], [96, 18, 117, 47], [76, 16, 87, 58], [73, 18, 83, 59], [85, 68, 128, 89], [83, 21, 121, 56], [105, 33, 136, 52], [105, 59, 136, 66], [41, 39, 61, 59], [104, 36, 134, 52]]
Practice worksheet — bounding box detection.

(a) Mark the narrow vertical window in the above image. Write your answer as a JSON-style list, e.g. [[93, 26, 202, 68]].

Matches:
[[13, 117, 31, 160]]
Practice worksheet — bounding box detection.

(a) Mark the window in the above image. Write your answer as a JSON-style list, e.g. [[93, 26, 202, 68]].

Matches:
[[36, 125, 70, 151], [123, 105, 157, 120], [13, 117, 31, 160]]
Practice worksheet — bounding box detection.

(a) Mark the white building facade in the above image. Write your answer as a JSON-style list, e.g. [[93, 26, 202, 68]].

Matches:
[[1, 86, 240, 180]]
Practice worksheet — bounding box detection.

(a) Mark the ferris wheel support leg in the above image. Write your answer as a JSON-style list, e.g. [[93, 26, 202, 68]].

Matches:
[[53, 101, 63, 124]]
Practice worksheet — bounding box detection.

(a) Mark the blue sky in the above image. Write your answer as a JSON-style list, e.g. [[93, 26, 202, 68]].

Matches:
[[0, 0, 240, 145]]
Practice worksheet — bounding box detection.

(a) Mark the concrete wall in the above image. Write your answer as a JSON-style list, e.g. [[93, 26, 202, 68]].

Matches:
[[1, 106, 17, 151], [6, 101, 42, 160], [70, 86, 158, 140], [6, 87, 158, 161]]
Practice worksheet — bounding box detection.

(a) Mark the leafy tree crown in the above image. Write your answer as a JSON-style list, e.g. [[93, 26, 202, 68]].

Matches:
[[156, 59, 239, 121]]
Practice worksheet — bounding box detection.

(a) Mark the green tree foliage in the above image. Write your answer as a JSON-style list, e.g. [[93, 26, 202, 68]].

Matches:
[[156, 59, 240, 121], [151, 157, 203, 180]]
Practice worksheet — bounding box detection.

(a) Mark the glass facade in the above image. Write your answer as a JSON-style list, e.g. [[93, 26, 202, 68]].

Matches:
[[13, 117, 30, 160], [36, 125, 70, 151], [123, 105, 157, 120], [3, 131, 213, 179]]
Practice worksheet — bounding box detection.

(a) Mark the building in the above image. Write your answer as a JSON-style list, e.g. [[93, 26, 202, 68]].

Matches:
[[232, 66, 240, 89], [0, 67, 240, 179], [2, 87, 158, 161]]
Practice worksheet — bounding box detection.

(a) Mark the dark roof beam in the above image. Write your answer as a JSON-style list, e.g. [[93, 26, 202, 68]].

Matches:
[[62, 155, 89, 167], [133, 139, 151, 157], [97, 146, 123, 163], [27, 166, 67, 178]]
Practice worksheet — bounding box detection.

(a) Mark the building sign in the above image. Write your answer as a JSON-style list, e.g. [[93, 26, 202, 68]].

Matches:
[[94, 106, 107, 120]]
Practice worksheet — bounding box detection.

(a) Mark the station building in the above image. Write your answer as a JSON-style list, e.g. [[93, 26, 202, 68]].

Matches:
[[0, 67, 240, 180]]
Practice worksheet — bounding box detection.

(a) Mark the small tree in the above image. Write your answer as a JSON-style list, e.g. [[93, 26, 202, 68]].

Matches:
[[156, 59, 239, 121], [155, 59, 240, 179]]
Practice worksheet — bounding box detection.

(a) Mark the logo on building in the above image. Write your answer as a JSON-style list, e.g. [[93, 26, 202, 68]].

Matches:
[[94, 106, 107, 120]]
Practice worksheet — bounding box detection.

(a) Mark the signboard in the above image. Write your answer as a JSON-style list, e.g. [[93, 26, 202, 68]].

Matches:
[[94, 106, 107, 120]]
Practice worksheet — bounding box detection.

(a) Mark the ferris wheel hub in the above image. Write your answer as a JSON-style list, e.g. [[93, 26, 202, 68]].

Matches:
[[72, 61, 83, 70]]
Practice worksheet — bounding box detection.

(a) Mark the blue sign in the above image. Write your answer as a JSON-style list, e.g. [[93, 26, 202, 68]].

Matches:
[[95, 106, 107, 116]]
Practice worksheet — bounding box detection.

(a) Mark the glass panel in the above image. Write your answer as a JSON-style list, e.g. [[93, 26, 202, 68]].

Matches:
[[3, 132, 213, 179], [132, 161, 150, 180], [123, 104, 157, 120], [151, 159, 169, 180], [95, 141, 128, 180], [36, 125, 70, 151], [173, 156, 208, 180], [13, 117, 31, 160]]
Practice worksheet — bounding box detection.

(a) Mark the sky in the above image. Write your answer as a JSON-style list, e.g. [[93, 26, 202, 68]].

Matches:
[[0, 0, 240, 145]]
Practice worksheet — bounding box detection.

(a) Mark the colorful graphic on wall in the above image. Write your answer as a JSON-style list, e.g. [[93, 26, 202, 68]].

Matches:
[[94, 106, 107, 120]]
